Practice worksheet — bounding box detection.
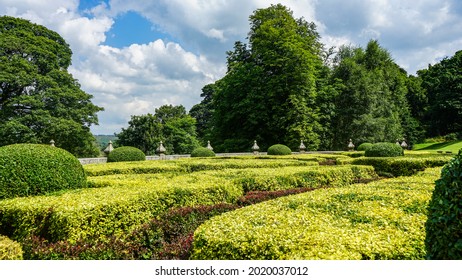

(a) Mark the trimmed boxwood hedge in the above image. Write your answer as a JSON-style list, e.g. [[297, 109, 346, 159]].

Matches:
[[191, 147, 215, 157], [0, 144, 87, 199], [267, 144, 292, 155], [425, 151, 462, 259], [357, 143, 373, 151], [0, 235, 23, 260], [107, 146, 145, 162], [365, 142, 404, 157]]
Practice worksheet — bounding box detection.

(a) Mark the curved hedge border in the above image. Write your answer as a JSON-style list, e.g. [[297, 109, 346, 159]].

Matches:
[[0, 235, 23, 260], [191, 168, 440, 260], [0, 144, 87, 199]]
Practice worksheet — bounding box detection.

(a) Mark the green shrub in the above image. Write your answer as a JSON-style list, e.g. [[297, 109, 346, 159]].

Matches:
[[192, 168, 440, 260], [107, 146, 145, 162], [357, 143, 373, 151], [267, 144, 292, 155], [365, 142, 404, 157], [426, 151, 462, 259], [0, 235, 23, 260], [0, 144, 87, 199], [190, 147, 215, 157], [342, 157, 450, 177]]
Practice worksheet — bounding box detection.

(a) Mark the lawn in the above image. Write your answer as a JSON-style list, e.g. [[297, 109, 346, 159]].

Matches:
[[413, 140, 462, 154]]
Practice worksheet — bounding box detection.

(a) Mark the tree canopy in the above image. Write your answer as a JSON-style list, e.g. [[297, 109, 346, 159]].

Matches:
[[117, 105, 200, 155], [0, 16, 103, 157], [207, 4, 324, 152]]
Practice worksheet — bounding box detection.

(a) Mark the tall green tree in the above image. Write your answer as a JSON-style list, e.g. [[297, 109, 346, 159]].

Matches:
[[0, 16, 103, 157], [330, 40, 413, 149], [117, 105, 199, 155], [418, 50, 462, 136], [189, 83, 216, 144], [208, 4, 323, 152]]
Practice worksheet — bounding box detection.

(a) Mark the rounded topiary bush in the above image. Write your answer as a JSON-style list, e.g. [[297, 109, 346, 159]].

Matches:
[[364, 142, 404, 157], [107, 146, 146, 162], [357, 142, 373, 151], [191, 147, 215, 157], [267, 144, 292, 155], [0, 144, 87, 199], [425, 151, 462, 259]]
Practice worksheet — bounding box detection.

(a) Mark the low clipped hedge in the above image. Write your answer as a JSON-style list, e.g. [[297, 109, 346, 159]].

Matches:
[[0, 235, 23, 260], [357, 143, 373, 151], [192, 168, 440, 260], [191, 147, 215, 157], [365, 142, 404, 157], [426, 151, 462, 259], [339, 156, 450, 177], [0, 173, 242, 243], [267, 144, 292, 155], [107, 146, 145, 162], [0, 144, 87, 199]]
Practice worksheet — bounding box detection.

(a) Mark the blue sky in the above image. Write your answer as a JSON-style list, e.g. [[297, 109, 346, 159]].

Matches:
[[1, 0, 462, 135]]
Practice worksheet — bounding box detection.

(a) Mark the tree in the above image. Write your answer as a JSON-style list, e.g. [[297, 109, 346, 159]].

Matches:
[[330, 40, 413, 149], [0, 16, 103, 157], [189, 84, 216, 143], [206, 4, 324, 152], [117, 105, 200, 155], [418, 50, 462, 137]]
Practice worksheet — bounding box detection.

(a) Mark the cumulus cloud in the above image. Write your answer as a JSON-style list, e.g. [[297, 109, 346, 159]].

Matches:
[[1, 0, 462, 133]]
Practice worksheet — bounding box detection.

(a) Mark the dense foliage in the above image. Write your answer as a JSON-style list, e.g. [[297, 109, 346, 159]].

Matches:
[[426, 151, 462, 259], [107, 146, 146, 162], [117, 105, 200, 155], [267, 144, 292, 155], [0, 16, 103, 157], [190, 147, 215, 157], [200, 4, 324, 152], [365, 142, 404, 157], [357, 143, 373, 151], [0, 144, 87, 199], [192, 168, 440, 260], [0, 235, 23, 260]]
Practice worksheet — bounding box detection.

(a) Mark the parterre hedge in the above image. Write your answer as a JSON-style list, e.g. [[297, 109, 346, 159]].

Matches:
[[0, 235, 23, 260], [337, 156, 450, 177], [191, 168, 440, 260], [0, 144, 87, 199]]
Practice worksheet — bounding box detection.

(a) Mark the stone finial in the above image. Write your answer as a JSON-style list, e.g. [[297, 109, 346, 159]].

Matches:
[[252, 140, 260, 155], [50, 139, 55, 147], [396, 139, 400, 145], [206, 141, 213, 151], [156, 141, 166, 157], [400, 140, 408, 149], [104, 140, 114, 155], [347, 139, 355, 151], [299, 140, 306, 153]]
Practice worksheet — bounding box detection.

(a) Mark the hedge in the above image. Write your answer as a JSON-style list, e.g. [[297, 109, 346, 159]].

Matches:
[[426, 151, 462, 259], [337, 156, 451, 177], [107, 146, 145, 162], [0, 235, 23, 260], [84, 158, 318, 176], [0, 173, 242, 243], [0, 144, 87, 199], [267, 144, 292, 155], [365, 142, 404, 157], [191, 168, 440, 260], [191, 147, 215, 157]]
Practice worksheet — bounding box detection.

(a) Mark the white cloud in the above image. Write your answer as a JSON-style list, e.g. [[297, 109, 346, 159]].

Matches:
[[2, 0, 462, 133]]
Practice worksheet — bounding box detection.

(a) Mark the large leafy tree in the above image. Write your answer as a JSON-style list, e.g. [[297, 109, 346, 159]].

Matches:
[[207, 4, 324, 152], [418, 50, 462, 136], [0, 16, 103, 157], [330, 40, 414, 149], [117, 105, 200, 155]]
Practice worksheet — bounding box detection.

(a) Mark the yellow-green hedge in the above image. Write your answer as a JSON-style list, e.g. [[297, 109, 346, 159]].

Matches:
[[0, 235, 23, 260], [84, 158, 318, 176], [191, 168, 440, 260], [0, 173, 242, 243]]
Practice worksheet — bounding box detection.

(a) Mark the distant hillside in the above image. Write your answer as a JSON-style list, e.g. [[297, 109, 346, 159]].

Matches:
[[94, 135, 118, 150]]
